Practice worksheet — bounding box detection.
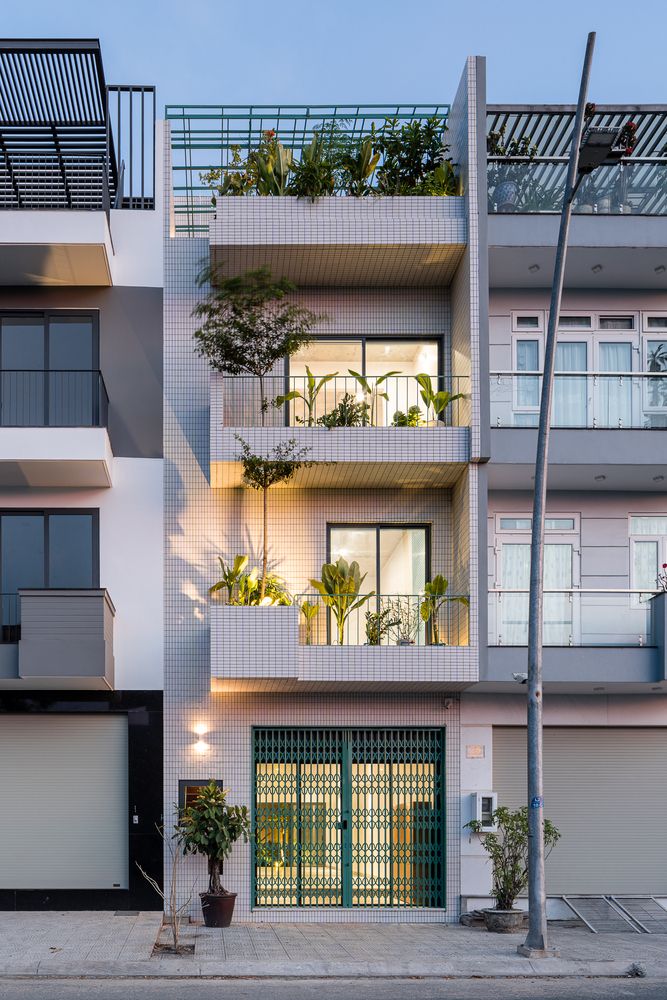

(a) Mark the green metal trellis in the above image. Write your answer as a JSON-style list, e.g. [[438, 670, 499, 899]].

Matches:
[[165, 104, 450, 234], [252, 727, 445, 909]]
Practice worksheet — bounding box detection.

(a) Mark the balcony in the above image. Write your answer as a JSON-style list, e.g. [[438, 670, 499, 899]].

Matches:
[[0, 40, 155, 286], [210, 593, 475, 693], [211, 374, 470, 489], [487, 105, 667, 288], [0, 589, 115, 690], [0, 371, 112, 487], [485, 589, 665, 690], [208, 196, 466, 287], [489, 372, 667, 490]]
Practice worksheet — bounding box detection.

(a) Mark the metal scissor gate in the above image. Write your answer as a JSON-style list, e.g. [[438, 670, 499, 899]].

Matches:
[[563, 895, 667, 933]]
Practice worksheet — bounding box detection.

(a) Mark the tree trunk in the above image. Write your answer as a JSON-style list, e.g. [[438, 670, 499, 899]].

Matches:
[[259, 484, 268, 602], [208, 857, 223, 895], [259, 374, 266, 427]]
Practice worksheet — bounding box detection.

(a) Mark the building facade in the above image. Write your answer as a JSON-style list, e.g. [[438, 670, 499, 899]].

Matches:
[[0, 40, 164, 910], [164, 65, 667, 920]]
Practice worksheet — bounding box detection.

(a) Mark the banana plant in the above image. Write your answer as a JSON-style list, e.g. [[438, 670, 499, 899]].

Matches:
[[300, 599, 320, 645], [309, 557, 375, 646], [209, 554, 249, 603], [415, 373, 466, 424], [348, 369, 402, 426], [275, 367, 339, 426], [419, 575, 469, 645], [253, 139, 293, 195], [340, 137, 381, 196]]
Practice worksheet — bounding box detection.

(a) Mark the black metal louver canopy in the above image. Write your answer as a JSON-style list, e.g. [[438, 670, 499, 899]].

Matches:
[[0, 38, 117, 210]]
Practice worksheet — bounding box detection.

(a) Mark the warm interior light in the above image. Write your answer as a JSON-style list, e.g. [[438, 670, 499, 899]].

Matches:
[[193, 740, 210, 754], [193, 722, 208, 736]]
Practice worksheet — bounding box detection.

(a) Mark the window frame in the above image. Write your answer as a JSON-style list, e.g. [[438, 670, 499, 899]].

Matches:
[[0, 508, 100, 592], [628, 514, 667, 592], [0, 310, 100, 372], [326, 522, 432, 594], [286, 335, 444, 381]]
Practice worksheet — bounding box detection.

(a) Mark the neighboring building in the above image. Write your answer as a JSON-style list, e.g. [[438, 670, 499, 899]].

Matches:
[[463, 102, 667, 911], [164, 70, 667, 920], [0, 40, 163, 910]]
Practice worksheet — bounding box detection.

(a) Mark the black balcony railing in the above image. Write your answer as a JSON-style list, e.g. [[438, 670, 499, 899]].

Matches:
[[0, 41, 155, 212], [0, 371, 109, 427]]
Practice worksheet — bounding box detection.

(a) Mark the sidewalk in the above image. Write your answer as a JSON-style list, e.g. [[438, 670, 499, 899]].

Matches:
[[0, 911, 666, 979]]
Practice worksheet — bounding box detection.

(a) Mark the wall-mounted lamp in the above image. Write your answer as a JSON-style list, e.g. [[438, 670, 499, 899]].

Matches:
[[193, 740, 210, 755], [193, 722, 209, 737]]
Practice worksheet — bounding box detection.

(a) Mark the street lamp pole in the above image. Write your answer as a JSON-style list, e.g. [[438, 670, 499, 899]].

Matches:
[[519, 31, 596, 958]]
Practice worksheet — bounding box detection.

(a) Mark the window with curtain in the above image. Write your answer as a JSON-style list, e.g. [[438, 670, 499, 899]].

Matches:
[[598, 342, 633, 427], [553, 342, 588, 427], [630, 516, 667, 593]]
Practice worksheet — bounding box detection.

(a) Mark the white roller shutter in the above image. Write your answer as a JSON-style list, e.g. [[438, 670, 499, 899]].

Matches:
[[493, 727, 667, 895], [0, 714, 128, 889]]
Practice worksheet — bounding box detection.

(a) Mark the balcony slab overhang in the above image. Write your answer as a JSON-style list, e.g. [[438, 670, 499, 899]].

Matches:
[[0, 427, 113, 487], [489, 428, 667, 491], [0, 210, 113, 286], [489, 215, 667, 289], [482, 645, 663, 694], [212, 426, 470, 489], [210, 604, 477, 692], [209, 196, 466, 287]]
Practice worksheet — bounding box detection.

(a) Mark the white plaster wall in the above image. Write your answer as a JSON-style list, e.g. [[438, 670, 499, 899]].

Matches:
[[0, 456, 163, 690], [108, 123, 164, 289]]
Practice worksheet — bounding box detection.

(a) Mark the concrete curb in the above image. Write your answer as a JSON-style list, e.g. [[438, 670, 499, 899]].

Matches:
[[0, 958, 664, 979]]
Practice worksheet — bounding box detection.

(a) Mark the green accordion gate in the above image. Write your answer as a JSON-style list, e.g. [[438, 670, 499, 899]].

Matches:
[[253, 728, 445, 909]]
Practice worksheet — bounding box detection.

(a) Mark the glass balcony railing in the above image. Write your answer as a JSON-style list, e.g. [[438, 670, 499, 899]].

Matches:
[[0, 371, 109, 428], [296, 592, 470, 647], [488, 159, 667, 215], [218, 375, 470, 429], [490, 372, 667, 429], [488, 589, 657, 647]]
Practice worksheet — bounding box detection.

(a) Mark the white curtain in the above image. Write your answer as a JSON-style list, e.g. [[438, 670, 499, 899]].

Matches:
[[500, 542, 573, 644], [633, 540, 658, 591], [554, 343, 588, 427], [543, 544, 573, 644], [598, 342, 632, 428]]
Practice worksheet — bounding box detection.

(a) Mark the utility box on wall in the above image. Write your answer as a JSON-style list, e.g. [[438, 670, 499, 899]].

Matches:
[[471, 791, 498, 831]]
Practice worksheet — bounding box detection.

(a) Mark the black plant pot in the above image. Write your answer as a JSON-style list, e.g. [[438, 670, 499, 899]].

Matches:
[[200, 891, 237, 928]]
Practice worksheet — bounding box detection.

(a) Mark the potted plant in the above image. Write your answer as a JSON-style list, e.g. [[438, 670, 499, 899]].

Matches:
[[318, 392, 370, 428], [310, 557, 374, 646], [300, 599, 319, 644], [364, 606, 401, 645], [348, 369, 401, 426], [392, 405, 424, 427], [465, 806, 560, 933], [386, 596, 421, 645], [177, 780, 250, 928], [487, 126, 538, 212], [416, 373, 466, 425], [209, 554, 249, 603], [419, 575, 469, 645], [192, 266, 322, 424], [274, 366, 338, 427]]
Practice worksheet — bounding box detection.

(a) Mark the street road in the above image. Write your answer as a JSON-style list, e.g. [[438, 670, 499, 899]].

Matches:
[[0, 978, 665, 1000]]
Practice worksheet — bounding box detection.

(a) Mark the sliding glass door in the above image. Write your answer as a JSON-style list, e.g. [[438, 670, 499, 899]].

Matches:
[[328, 525, 428, 644]]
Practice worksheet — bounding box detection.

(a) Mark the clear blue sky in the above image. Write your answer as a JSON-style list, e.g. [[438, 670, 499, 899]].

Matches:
[[3, 0, 665, 109]]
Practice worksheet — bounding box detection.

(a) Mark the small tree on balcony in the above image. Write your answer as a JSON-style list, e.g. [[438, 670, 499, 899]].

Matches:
[[193, 266, 322, 424], [236, 436, 312, 601]]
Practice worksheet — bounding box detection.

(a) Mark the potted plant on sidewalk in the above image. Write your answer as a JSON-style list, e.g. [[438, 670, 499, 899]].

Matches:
[[177, 780, 250, 928], [465, 805, 560, 933]]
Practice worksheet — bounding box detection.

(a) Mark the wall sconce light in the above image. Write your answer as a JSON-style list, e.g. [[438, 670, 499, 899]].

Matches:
[[193, 722, 208, 737], [193, 740, 210, 755]]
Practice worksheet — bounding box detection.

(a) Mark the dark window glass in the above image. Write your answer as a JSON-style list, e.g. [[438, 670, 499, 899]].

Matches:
[[1, 515, 45, 592], [0, 319, 45, 426], [48, 514, 94, 588], [48, 318, 95, 426]]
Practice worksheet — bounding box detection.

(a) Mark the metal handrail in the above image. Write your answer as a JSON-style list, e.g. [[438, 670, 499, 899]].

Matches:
[[0, 370, 109, 428], [489, 588, 660, 595], [491, 370, 667, 378]]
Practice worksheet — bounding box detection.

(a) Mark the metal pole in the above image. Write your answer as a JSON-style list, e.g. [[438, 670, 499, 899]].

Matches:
[[518, 31, 596, 959]]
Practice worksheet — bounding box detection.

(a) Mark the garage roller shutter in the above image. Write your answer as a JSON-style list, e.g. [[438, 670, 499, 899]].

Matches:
[[0, 714, 128, 889], [493, 727, 667, 895]]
